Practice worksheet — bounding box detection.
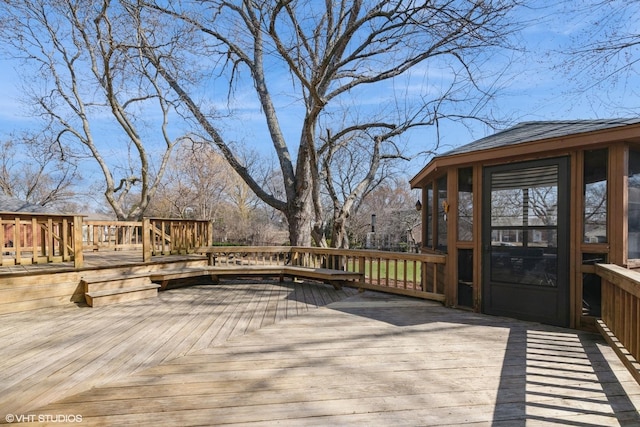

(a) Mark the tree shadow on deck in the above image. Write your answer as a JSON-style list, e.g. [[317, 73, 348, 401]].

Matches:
[[491, 327, 640, 426], [326, 291, 640, 426], [9, 283, 639, 424]]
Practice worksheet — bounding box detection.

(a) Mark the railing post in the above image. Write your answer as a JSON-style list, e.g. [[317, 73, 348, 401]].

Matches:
[[73, 216, 84, 269], [142, 218, 151, 262]]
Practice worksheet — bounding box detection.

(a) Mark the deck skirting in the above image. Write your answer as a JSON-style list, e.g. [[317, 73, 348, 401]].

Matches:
[[0, 253, 209, 314]]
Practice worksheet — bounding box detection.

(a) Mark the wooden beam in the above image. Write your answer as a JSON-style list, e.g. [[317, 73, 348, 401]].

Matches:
[[142, 218, 151, 262], [73, 216, 84, 268], [472, 164, 483, 312]]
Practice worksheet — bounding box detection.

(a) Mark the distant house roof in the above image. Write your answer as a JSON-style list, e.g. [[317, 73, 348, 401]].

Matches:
[[410, 118, 640, 187], [442, 118, 640, 157], [0, 195, 63, 214]]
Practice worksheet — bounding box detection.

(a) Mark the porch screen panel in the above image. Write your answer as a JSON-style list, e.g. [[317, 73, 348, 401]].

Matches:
[[584, 149, 608, 243], [458, 167, 473, 241], [437, 176, 447, 252], [629, 149, 640, 259], [489, 165, 559, 287]]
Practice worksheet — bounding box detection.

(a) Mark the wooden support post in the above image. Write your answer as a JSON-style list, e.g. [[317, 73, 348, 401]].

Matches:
[[14, 217, 21, 265], [73, 216, 84, 269], [142, 218, 151, 262], [207, 220, 214, 246]]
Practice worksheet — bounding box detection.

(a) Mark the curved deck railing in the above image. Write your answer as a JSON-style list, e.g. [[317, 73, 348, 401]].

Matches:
[[143, 218, 213, 260], [0, 211, 447, 301], [196, 245, 447, 302], [595, 263, 640, 383]]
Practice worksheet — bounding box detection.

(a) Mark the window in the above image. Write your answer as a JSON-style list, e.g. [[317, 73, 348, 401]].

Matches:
[[584, 149, 608, 243], [581, 253, 606, 317], [437, 176, 447, 251], [457, 249, 473, 308], [458, 168, 473, 241]]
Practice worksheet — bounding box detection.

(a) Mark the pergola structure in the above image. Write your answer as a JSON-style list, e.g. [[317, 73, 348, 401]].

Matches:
[[410, 119, 640, 330]]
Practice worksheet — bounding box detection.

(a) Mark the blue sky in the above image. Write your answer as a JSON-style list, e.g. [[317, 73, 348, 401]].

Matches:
[[0, 1, 638, 181]]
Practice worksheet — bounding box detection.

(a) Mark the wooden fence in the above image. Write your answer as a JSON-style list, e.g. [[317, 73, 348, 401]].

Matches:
[[0, 213, 212, 268], [595, 263, 640, 384], [196, 245, 447, 301], [143, 218, 213, 261], [1, 212, 83, 268], [83, 220, 143, 251]]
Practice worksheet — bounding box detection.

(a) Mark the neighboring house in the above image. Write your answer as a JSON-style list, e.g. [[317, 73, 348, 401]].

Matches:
[[0, 195, 68, 249], [0, 195, 62, 214], [410, 119, 640, 330]]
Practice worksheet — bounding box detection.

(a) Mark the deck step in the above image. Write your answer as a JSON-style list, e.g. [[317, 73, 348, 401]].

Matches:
[[150, 267, 217, 290], [81, 272, 152, 294], [82, 273, 159, 307]]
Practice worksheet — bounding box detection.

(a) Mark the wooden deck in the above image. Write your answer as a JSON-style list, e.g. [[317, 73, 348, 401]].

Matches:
[[1, 275, 639, 426], [0, 250, 205, 274]]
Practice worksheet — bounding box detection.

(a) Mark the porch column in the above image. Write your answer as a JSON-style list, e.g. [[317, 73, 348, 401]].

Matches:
[[73, 216, 84, 269], [142, 218, 152, 262]]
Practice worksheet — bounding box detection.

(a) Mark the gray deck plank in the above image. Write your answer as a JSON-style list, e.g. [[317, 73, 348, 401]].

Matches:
[[0, 279, 355, 415], [1, 283, 639, 425]]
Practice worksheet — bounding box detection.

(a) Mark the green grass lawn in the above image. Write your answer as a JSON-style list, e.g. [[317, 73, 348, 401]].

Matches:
[[346, 258, 421, 281]]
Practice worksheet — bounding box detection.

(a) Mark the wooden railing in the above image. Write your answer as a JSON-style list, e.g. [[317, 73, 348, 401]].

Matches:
[[197, 246, 447, 301], [595, 263, 640, 384], [0, 213, 213, 268], [143, 218, 213, 261], [83, 220, 143, 251], [0, 212, 83, 268]]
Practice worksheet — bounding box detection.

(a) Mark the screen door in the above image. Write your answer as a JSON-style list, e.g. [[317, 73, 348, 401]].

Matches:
[[482, 157, 570, 327]]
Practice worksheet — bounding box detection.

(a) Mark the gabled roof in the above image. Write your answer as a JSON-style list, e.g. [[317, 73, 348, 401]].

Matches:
[[410, 118, 640, 187], [443, 119, 640, 156], [0, 195, 63, 214]]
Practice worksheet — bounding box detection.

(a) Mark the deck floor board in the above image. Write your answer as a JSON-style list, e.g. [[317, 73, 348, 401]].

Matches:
[[1, 272, 639, 425]]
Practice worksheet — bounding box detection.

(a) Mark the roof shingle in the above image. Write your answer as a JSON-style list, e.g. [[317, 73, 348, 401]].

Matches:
[[442, 118, 640, 157]]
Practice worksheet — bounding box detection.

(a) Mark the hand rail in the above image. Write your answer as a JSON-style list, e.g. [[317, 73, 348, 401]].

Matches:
[[595, 263, 640, 384], [0, 212, 83, 268], [83, 220, 143, 251], [195, 245, 447, 302], [143, 218, 213, 261]]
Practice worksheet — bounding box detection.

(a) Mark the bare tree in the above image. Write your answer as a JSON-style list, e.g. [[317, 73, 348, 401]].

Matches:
[[561, 0, 640, 100], [319, 126, 397, 248], [0, 132, 81, 208], [149, 142, 229, 219], [0, 0, 180, 220], [133, 0, 519, 246], [149, 140, 285, 243], [350, 177, 419, 250]]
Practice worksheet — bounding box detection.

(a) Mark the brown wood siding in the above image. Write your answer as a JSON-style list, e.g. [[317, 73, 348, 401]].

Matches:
[[570, 151, 580, 329], [446, 168, 458, 306], [610, 143, 627, 266]]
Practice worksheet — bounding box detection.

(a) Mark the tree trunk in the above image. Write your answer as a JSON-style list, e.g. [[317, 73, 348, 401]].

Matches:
[[287, 199, 313, 247], [330, 215, 350, 249]]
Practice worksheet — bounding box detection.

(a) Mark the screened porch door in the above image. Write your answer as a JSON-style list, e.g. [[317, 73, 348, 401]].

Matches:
[[482, 157, 570, 327]]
